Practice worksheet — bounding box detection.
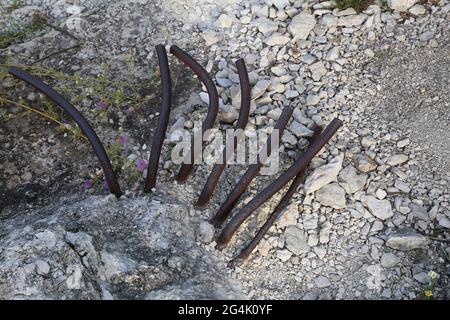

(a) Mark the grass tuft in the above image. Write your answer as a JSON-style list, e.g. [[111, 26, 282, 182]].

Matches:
[[335, 0, 374, 12], [6, 0, 24, 13], [0, 63, 157, 192], [0, 21, 47, 48]]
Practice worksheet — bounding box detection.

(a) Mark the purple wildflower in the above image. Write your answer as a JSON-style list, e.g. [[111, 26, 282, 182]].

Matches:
[[136, 159, 148, 172], [118, 134, 127, 146], [97, 100, 108, 111], [103, 178, 109, 189], [83, 178, 92, 189], [126, 107, 134, 115]]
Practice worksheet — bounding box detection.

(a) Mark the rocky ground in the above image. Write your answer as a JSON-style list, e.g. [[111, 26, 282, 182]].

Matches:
[[0, 0, 449, 300]]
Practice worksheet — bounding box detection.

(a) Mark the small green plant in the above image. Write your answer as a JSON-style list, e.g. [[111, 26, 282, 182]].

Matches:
[[0, 20, 47, 48], [106, 133, 127, 170], [81, 131, 145, 193], [0, 63, 154, 117], [335, 0, 374, 12], [6, 0, 24, 13], [0, 63, 157, 192], [0, 96, 87, 141], [420, 271, 439, 300], [124, 49, 136, 75]]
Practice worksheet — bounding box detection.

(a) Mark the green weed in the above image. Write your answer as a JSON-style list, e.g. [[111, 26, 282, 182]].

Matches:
[[335, 0, 374, 12], [0, 21, 47, 48]]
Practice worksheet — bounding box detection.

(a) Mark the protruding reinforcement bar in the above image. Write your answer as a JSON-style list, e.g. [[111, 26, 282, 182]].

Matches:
[[196, 58, 251, 207], [209, 105, 294, 226], [216, 118, 342, 249], [8, 66, 122, 197], [169, 45, 219, 182], [144, 45, 172, 192], [229, 125, 323, 267]]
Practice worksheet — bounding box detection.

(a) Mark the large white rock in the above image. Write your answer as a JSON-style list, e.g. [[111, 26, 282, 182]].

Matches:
[[282, 131, 297, 145], [361, 195, 394, 220], [355, 155, 377, 172], [264, 33, 290, 46], [196, 221, 215, 243], [386, 154, 409, 166], [386, 230, 430, 250], [321, 14, 338, 28], [284, 226, 309, 255], [66, 5, 82, 15], [219, 105, 239, 124], [257, 239, 272, 257], [438, 216, 450, 229], [290, 121, 314, 138], [285, 90, 299, 99], [276, 204, 299, 229], [325, 46, 340, 61], [202, 30, 220, 46], [338, 8, 357, 16], [380, 253, 399, 268], [288, 12, 316, 40], [338, 165, 368, 194], [277, 249, 293, 262], [387, 0, 418, 12], [306, 94, 321, 106], [269, 0, 290, 9], [256, 17, 279, 35], [315, 183, 346, 209], [314, 275, 331, 288], [251, 79, 271, 99], [0, 196, 247, 299], [216, 13, 234, 28], [304, 154, 343, 194], [309, 61, 327, 81], [337, 14, 367, 27], [409, 4, 426, 15]]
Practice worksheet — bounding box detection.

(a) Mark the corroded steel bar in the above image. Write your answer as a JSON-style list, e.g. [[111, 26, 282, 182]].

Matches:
[[144, 45, 172, 192], [229, 126, 323, 267], [196, 58, 251, 207], [209, 106, 294, 226], [170, 45, 219, 182], [8, 67, 122, 197], [216, 118, 342, 249]]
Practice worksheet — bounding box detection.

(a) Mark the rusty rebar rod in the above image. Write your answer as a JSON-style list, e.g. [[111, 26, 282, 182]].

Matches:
[[8, 66, 122, 197], [209, 106, 294, 226], [144, 45, 172, 192], [170, 45, 219, 182], [196, 58, 251, 207], [229, 126, 323, 267], [216, 118, 342, 249]]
